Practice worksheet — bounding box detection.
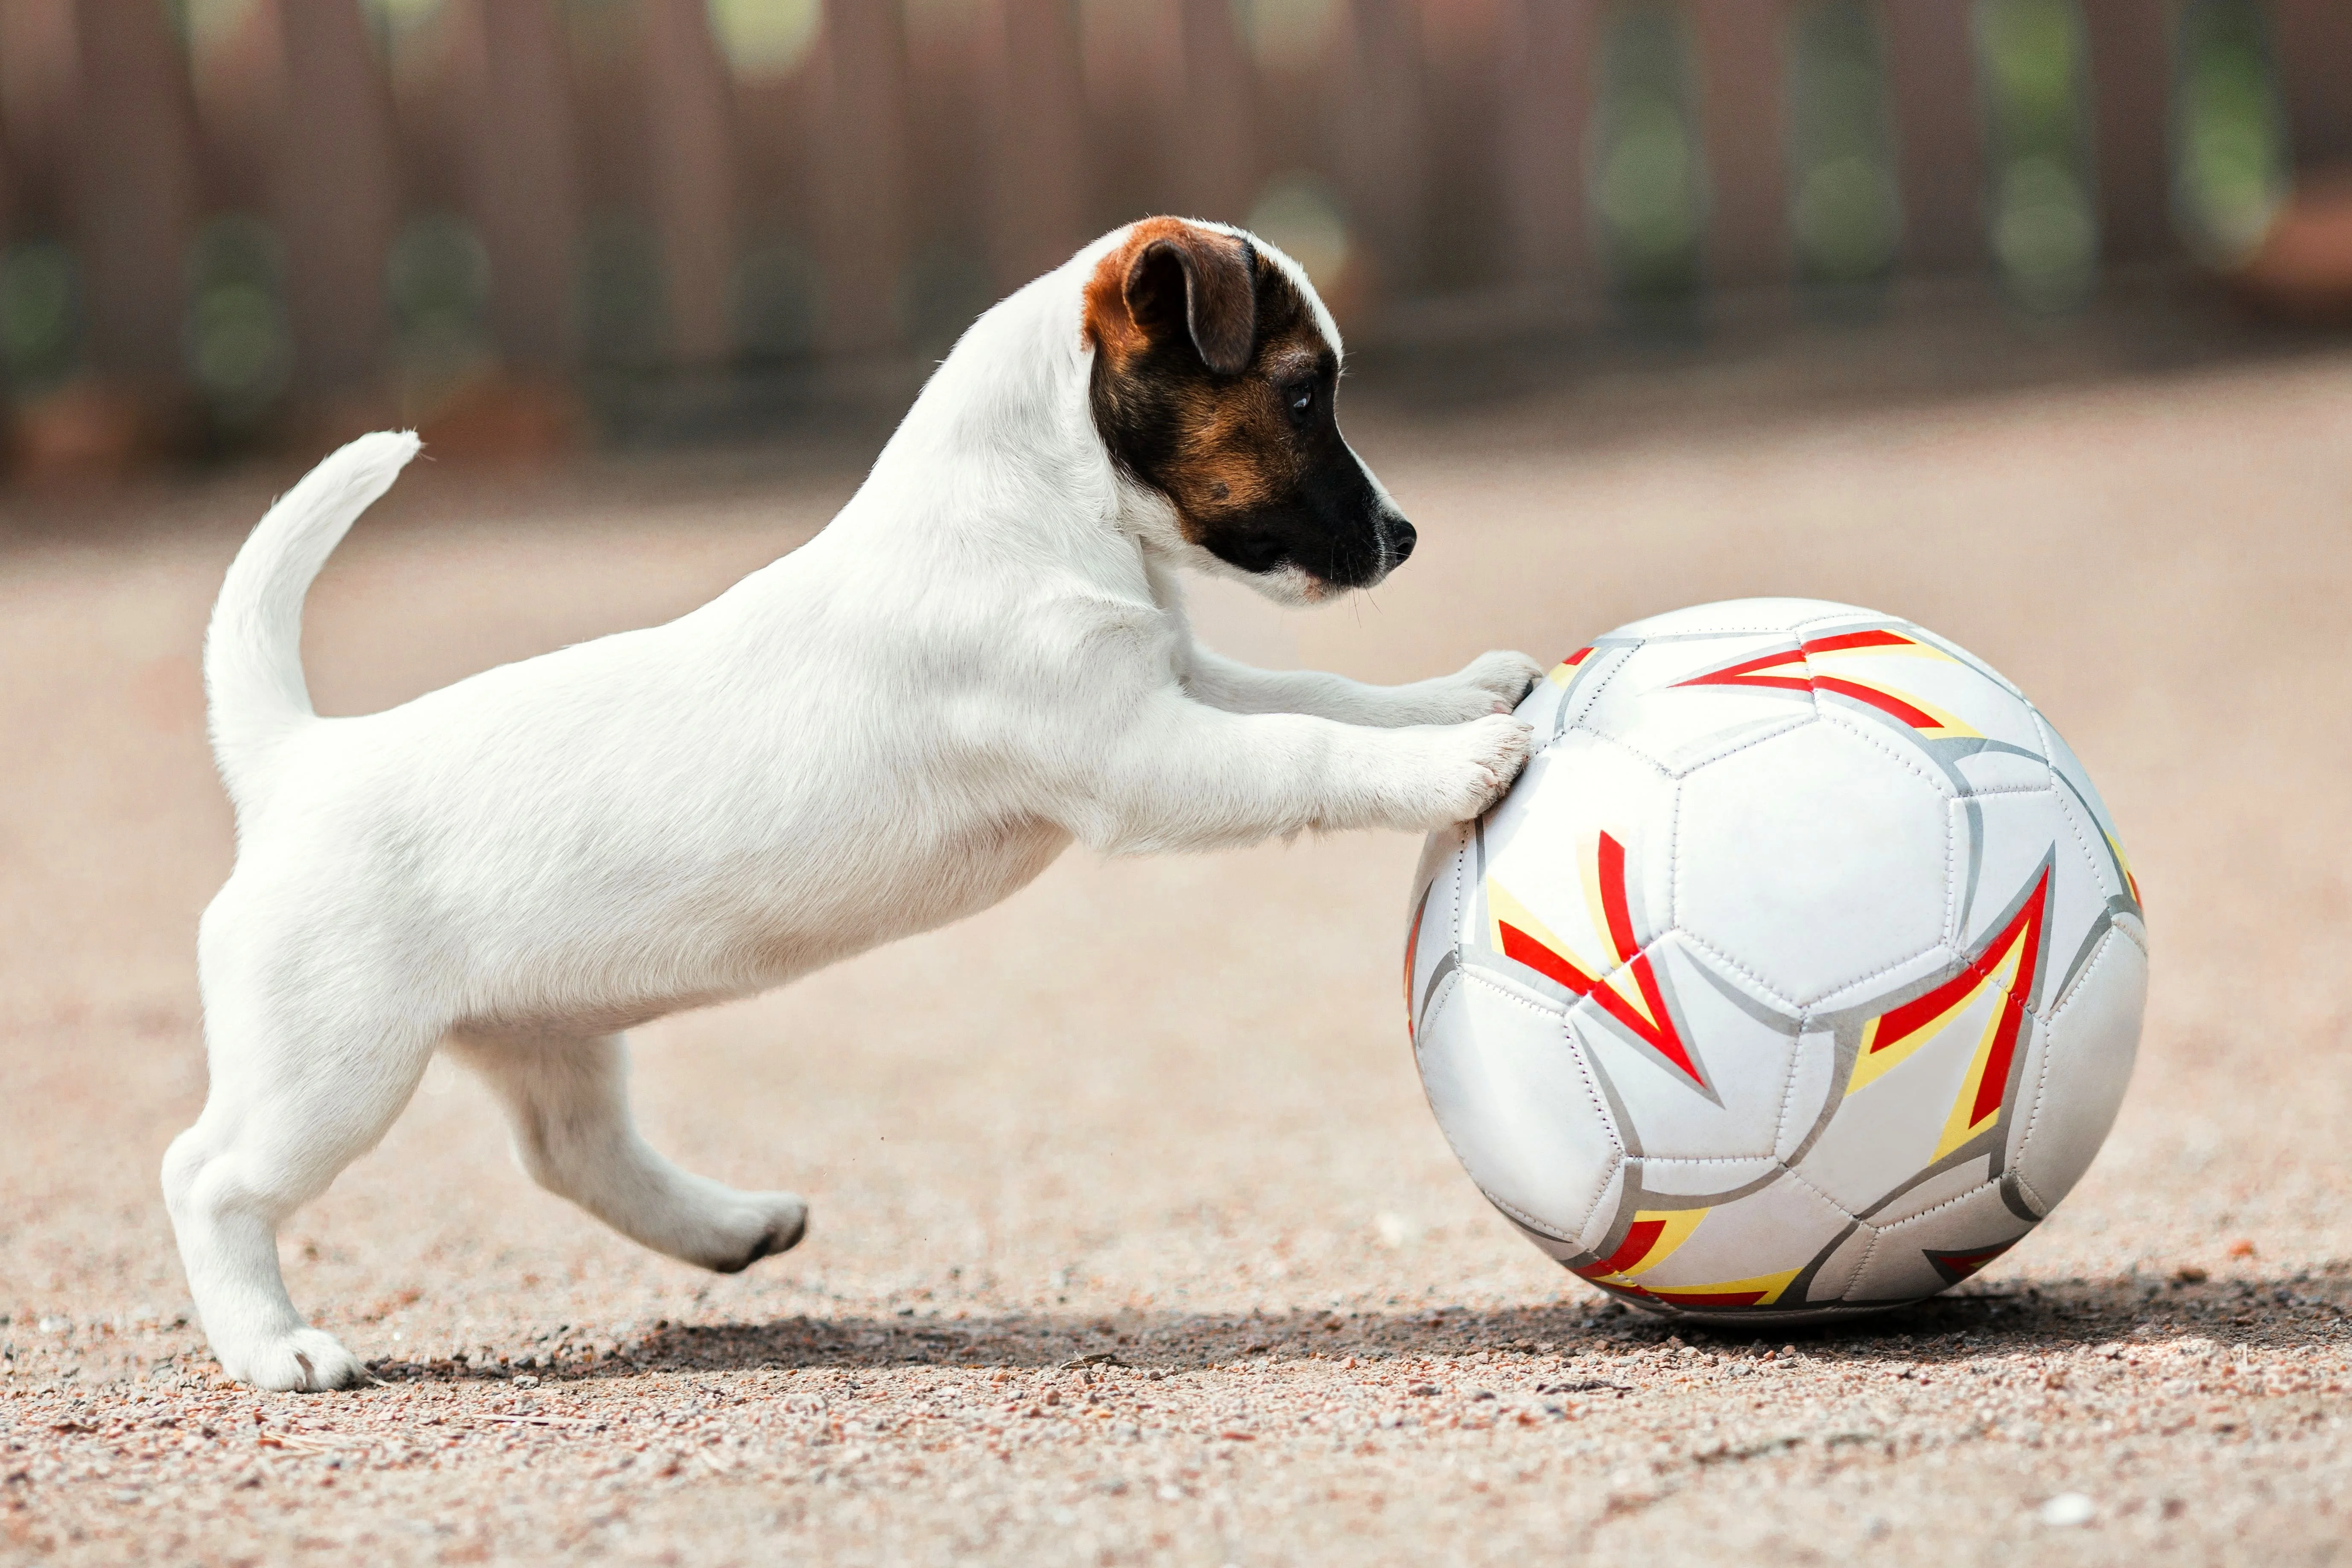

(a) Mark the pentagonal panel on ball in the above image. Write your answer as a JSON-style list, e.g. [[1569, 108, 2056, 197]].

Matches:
[[2007, 925, 2146, 1217], [1950, 746, 2054, 799], [2038, 713, 2141, 902], [1846, 1181, 2038, 1305], [1581, 1171, 1855, 1313], [2050, 777, 2139, 920], [1788, 946, 2020, 1221], [1413, 970, 1619, 1243], [1953, 789, 2112, 1006], [1674, 719, 1955, 1007], [1566, 934, 1804, 1163], [1404, 823, 1474, 1043], [1870, 1152, 1996, 1228]]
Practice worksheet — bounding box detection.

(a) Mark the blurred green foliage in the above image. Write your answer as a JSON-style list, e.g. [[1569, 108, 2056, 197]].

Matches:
[[0, 242, 81, 394], [897, 243, 996, 356], [2173, 0, 2288, 264], [1977, 0, 2097, 310], [579, 209, 669, 371], [185, 215, 294, 426], [735, 233, 826, 362], [1592, 0, 1705, 302], [1786, 0, 1900, 289], [388, 211, 496, 405]]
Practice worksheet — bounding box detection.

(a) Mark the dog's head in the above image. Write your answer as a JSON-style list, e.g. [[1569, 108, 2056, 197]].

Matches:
[[1083, 218, 1412, 602]]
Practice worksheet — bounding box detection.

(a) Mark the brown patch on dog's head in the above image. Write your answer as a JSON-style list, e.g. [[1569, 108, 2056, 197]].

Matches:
[[1084, 218, 1412, 592]]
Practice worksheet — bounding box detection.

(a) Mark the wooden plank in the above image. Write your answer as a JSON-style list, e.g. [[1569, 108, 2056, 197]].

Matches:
[[641, 0, 738, 365], [1883, 0, 1987, 273], [1078, 0, 1174, 231], [988, 0, 1092, 287], [900, 0, 988, 262], [1689, 0, 1792, 287], [2268, 0, 2352, 168], [1171, 0, 1257, 224], [0, 111, 12, 250], [465, 0, 582, 371], [276, 0, 403, 393], [68, 0, 203, 380], [378, 0, 474, 217], [1332, 0, 1428, 295], [185, 0, 280, 214], [0, 0, 76, 225], [815, 0, 912, 352], [1418, 0, 1510, 292], [2080, 0, 2176, 262], [723, 47, 826, 362], [1498, 0, 1599, 290]]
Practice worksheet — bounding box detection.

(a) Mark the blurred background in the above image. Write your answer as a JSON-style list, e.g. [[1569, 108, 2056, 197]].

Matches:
[[0, 0, 2344, 470], [4, 15, 2351, 1559]]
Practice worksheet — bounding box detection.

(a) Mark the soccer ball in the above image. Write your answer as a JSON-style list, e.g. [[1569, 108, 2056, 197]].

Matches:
[[1404, 599, 2146, 1320]]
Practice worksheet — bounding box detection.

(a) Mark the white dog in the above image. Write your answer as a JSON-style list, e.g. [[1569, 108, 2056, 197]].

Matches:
[[167, 218, 1541, 1391]]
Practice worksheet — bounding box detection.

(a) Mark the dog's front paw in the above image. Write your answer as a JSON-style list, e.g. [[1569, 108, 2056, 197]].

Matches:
[[1403, 713, 1533, 827], [1388, 650, 1549, 726], [1458, 649, 1548, 712], [222, 1327, 366, 1393]]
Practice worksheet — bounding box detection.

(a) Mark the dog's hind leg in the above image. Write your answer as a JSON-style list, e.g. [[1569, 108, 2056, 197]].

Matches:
[[164, 956, 437, 1391], [449, 1031, 807, 1273]]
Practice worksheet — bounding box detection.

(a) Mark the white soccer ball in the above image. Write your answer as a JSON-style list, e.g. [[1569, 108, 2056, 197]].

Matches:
[[1405, 598, 2146, 1320]]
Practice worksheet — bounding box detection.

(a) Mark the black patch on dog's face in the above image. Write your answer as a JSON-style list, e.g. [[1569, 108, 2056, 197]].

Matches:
[[1084, 219, 1413, 592]]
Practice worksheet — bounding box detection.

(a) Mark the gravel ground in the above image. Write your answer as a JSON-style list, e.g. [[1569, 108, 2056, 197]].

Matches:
[[2, 349, 2349, 1565]]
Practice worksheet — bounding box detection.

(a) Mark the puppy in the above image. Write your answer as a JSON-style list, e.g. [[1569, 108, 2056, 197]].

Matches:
[[167, 218, 1541, 1390]]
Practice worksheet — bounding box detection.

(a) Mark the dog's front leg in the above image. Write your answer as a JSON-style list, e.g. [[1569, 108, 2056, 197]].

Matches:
[[1066, 689, 1532, 855], [1182, 643, 1546, 729]]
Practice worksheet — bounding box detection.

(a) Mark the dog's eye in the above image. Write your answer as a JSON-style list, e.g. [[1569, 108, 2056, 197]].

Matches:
[[1286, 383, 1315, 421]]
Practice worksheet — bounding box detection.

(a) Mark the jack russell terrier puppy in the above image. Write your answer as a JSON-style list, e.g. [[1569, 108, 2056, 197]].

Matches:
[[168, 218, 1542, 1390]]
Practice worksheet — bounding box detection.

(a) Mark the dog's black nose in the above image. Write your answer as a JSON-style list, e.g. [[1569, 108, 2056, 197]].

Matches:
[[1389, 519, 1416, 563]]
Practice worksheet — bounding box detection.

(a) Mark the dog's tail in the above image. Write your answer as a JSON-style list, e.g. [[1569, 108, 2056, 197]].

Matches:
[[206, 430, 421, 813]]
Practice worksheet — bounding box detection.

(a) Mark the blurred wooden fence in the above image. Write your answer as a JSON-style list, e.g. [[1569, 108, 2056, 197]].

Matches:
[[0, 0, 2341, 451]]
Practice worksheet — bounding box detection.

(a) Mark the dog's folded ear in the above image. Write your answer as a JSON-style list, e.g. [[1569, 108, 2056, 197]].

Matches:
[[1099, 220, 1257, 377]]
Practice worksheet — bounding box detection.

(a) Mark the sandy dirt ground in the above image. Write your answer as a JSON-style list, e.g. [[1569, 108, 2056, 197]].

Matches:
[[1, 347, 2349, 1566]]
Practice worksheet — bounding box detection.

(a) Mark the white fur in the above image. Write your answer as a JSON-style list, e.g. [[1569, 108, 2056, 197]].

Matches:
[[164, 225, 1541, 1391]]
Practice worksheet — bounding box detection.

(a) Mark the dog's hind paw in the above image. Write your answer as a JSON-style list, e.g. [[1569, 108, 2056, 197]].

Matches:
[[223, 1327, 366, 1393], [708, 1193, 809, 1274]]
